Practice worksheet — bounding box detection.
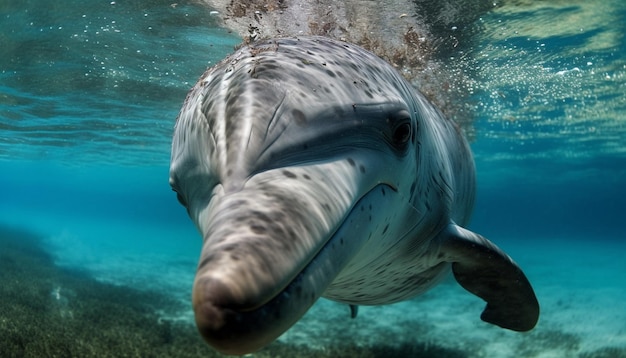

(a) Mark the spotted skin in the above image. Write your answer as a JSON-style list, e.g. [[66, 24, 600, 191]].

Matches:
[[170, 36, 539, 355]]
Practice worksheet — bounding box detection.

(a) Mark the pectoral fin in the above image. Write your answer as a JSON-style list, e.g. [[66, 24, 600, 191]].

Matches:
[[438, 223, 539, 332], [349, 304, 359, 319]]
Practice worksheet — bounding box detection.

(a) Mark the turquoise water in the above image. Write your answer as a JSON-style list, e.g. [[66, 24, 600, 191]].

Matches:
[[1, 1, 625, 357]]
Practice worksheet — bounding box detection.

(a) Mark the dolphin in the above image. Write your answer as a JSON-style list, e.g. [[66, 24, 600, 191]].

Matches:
[[169, 36, 539, 355]]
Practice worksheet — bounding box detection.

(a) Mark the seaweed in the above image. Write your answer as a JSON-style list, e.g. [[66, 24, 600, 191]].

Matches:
[[0, 224, 209, 357], [255, 341, 467, 358], [515, 329, 581, 356], [2, 224, 623, 357], [0, 224, 470, 357], [579, 347, 626, 358]]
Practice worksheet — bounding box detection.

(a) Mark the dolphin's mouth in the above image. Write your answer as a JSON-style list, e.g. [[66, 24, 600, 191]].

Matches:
[[192, 182, 397, 354]]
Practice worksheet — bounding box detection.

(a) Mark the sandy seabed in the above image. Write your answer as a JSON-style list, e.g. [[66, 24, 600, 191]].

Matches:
[[2, 222, 624, 358]]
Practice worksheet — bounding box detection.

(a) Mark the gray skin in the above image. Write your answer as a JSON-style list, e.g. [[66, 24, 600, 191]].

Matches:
[[169, 36, 539, 355]]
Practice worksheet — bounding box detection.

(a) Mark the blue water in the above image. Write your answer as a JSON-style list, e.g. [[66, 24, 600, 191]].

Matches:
[[1, 0, 625, 357]]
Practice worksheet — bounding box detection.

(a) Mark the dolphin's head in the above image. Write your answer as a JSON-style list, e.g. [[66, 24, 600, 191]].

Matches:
[[169, 37, 450, 354]]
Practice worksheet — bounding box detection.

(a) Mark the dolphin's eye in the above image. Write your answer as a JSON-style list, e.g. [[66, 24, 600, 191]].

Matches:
[[392, 122, 412, 147], [174, 189, 188, 207]]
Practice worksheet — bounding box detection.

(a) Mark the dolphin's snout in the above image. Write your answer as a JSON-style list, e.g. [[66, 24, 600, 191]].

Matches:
[[192, 276, 231, 329], [193, 296, 263, 354], [192, 276, 247, 353], [191, 239, 289, 354], [193, 289, 225, 334], [188, 175, 354, 354]]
